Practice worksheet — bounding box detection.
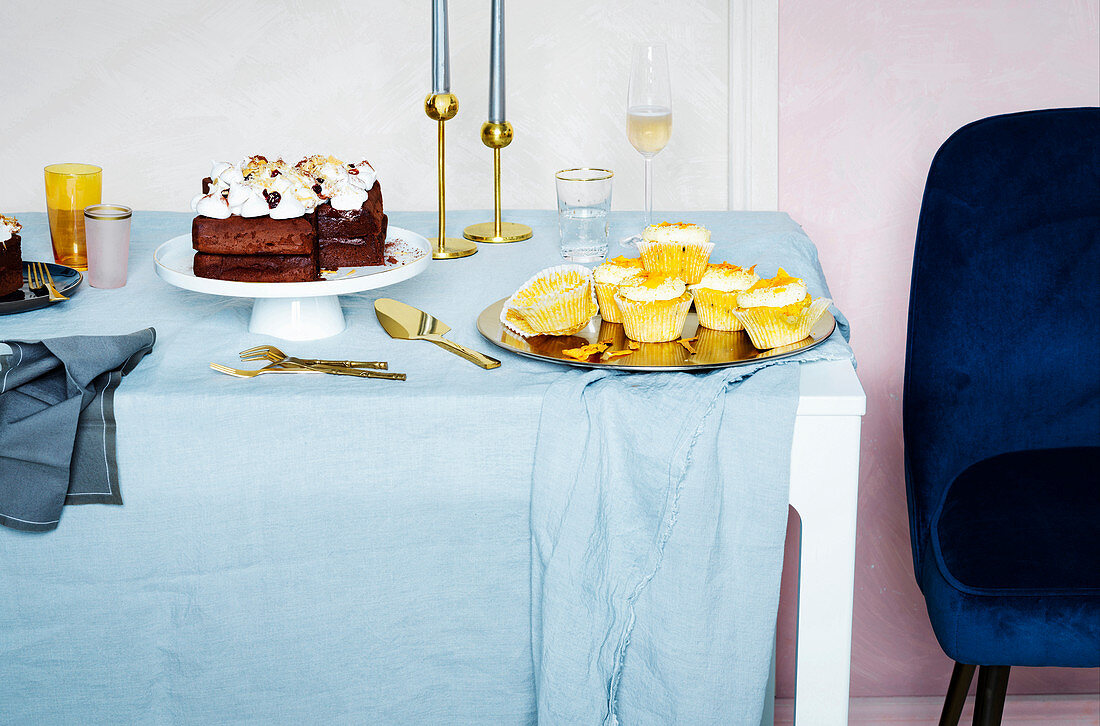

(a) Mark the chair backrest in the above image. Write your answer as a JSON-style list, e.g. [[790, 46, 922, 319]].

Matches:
[[903, 108, 1100, 581]]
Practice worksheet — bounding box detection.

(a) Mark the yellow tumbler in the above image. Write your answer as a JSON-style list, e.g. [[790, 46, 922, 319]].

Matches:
[[45, 163, 102, 270]]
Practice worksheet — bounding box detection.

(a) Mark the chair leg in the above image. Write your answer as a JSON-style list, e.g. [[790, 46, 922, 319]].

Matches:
[[938, 662, 976, 726], [972, 665, 1011, 726]]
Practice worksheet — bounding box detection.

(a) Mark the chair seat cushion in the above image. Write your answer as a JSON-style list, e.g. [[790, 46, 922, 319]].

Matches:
[[921, 447, 1100, 665]]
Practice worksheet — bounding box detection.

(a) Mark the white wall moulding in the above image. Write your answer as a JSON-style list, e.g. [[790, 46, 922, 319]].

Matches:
[[728, 0, 779, 211]]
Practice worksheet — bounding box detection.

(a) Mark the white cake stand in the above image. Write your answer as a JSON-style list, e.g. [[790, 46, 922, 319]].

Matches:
[[153, 227, 431, 340]]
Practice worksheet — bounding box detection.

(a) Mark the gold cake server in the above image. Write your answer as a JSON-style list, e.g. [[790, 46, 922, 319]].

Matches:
[[374, 298, 501, 370]]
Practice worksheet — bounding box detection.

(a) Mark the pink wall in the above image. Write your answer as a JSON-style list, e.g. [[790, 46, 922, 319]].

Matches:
[[774, 0, 1100, 698]]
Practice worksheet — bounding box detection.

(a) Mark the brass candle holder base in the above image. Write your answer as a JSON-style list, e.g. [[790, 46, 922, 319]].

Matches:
[[463, 121, 532, 245], [425, 92, 475, 260], [462, 221, 531, 244], [431, 236, 477, 259]]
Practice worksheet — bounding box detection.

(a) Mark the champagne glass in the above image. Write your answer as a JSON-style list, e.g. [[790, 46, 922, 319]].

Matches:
[[622, 42, 672, 246]]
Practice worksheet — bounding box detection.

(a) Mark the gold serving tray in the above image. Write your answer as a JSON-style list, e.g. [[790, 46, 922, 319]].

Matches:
[[476, 298, 836, 372]]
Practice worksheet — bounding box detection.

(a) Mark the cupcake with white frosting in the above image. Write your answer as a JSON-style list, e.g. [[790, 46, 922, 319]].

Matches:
[[689, 262, 759, 331], [637, 222, 714, 284], [613, 272, 692, 343], [592, 255, 646, 323], [732, 268, 832, 349]]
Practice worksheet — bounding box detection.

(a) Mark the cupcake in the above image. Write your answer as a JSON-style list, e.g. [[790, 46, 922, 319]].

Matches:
[[501, 264, 598, 337], [592, 256, 646, 323], [732, 268, 832, 349], [637, 222, 714, 284], [613, 272, 692, 343], [688, 262, 759, 331]]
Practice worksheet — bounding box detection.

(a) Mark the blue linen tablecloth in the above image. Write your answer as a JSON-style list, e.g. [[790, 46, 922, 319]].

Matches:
[[0, 210, 852, 725]]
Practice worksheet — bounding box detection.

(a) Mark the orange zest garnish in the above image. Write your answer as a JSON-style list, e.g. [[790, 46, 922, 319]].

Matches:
[[745, 267, 800, 292], [602, 349, 634, 360], [562, 342, 611, 360], [678, 337, 698, 354]]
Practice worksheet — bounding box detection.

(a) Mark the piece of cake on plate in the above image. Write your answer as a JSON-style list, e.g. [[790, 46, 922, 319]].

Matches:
[[296, 155, 387, 269], [191, 156, 321, 282], [189, 154, 388, 282], [0, 215, 23, 296]]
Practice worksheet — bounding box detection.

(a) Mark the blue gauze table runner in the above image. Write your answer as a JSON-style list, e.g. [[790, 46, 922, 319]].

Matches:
[[531, 226, 850, 725]]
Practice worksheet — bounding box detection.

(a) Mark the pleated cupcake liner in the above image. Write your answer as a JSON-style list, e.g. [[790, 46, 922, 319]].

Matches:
[[594, 280, 631, 323], [636, 240, 715, 284], [613, 291, 693, 343], [690, 287, 746, 331], [501, 264, 598, 338], [732, 297, 832, 350]]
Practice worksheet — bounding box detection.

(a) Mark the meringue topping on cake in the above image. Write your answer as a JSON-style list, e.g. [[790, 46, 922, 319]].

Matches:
[[0, 215, 22, 244], [192, 155, 380, 219]]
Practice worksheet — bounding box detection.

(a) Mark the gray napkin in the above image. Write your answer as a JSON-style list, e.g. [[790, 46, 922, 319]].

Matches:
[[0, 328, 155, 532]]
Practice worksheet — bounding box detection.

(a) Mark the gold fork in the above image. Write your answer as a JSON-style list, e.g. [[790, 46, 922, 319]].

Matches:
[[239, 344, 387, 370], [210, 361, 406, 381], [29, 262, 68, 301]]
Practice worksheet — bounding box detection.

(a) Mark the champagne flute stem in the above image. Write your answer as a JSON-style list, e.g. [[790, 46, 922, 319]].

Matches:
[[643, 156, 653, 228]]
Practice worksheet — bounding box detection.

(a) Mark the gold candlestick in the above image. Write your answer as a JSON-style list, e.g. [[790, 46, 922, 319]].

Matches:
[[463, 121, 533, 244], [425, 93, 476, 259]]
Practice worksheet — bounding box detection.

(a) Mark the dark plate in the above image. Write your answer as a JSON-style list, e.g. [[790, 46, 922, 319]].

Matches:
[[0, 261, 83, 315]]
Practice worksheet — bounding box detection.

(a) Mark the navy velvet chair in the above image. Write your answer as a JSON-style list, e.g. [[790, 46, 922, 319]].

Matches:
[[904, 107, 1100, 726]]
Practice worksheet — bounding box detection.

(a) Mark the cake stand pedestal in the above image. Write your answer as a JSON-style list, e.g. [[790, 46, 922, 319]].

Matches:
[[248, 296, 346, 340], [154, 227, 431, 341]]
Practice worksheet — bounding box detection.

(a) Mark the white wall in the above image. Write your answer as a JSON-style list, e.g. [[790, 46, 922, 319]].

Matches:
[[1, 0, 730, 214]]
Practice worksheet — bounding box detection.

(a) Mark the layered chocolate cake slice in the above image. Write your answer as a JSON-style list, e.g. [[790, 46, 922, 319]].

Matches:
[[0, 215, 23, 296], [190, 157, 323, 282], [315, 184, 388, 268], [189, 154, 387, 282], [296, 156, 386, 270]]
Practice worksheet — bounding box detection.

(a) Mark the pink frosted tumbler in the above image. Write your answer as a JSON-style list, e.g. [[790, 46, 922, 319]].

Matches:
[[84, 205, 132, 288]]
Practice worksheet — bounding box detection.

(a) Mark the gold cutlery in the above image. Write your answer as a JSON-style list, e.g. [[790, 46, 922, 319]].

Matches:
[[29, 262, 68, 301], [210, 361, 406, 381], [374, 298, 501, 370], [239, 344, 388, 370]]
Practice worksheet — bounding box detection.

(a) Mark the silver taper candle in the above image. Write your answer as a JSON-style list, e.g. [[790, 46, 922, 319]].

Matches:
[[432, 0, 450, 94], [488, 0, 505, 123]]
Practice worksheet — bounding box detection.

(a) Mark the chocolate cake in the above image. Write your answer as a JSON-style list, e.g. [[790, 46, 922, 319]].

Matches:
[[192, 215, 315, 256], [190, 155, 387, 282], [0, 216, 23, 296], [193, 252, 319, 283], [317, 184, 388, 268]]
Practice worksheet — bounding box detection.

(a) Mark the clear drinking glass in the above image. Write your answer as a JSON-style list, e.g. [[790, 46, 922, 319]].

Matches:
[[555, 168, 614, 263], [84, 204, 132, 288], [622, 43, 672, 246]]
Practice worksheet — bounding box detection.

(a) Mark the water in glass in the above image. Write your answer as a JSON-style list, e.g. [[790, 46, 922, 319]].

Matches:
[[555, 168, 613, 263]]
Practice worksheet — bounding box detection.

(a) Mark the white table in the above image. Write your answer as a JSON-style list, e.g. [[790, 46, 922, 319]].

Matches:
[[789, 359, 866, 724]]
